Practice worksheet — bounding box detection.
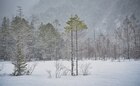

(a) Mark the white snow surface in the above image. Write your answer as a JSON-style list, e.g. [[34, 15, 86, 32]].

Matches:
[[0, 60, 140, 86]]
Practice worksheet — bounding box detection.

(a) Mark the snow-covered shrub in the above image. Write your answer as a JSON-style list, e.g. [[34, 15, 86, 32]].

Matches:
[[61, 67, 71, 76], [26, 63, 37, 75], [55, 61, 64, 78], [54, 61, 70, 78], [46, 70, 52, 78], [80, 63, 92, 76]]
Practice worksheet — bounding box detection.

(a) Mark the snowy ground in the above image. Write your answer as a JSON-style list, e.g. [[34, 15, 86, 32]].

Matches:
[[0, 60, 140, 86]]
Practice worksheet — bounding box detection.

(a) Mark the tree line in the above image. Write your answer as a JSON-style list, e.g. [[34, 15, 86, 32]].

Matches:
[[0, 10, 140, 62]]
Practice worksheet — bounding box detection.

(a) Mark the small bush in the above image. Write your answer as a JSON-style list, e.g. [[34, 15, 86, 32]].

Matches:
[[46, 70, 52, 78], [80, 63, 92, 76], [54, 61, 70, 78], [26, 63, 37, 75]]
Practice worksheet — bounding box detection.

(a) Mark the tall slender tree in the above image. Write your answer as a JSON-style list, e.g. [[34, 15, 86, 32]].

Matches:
[[65, 15, 87, 76]]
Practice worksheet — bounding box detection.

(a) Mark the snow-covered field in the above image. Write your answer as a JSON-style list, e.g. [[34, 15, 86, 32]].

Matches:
[[0, 60, 140, 86]]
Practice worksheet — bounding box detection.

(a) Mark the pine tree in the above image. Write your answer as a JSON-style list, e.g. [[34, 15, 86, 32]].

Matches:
[[12, 36, 27, 76], [11, 7, 27, 76]]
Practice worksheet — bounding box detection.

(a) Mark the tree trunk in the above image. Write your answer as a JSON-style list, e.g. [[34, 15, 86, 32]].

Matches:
[[71, 29, 74, 76], [76, 28, 78, 75], [126, 26, 130, 60]]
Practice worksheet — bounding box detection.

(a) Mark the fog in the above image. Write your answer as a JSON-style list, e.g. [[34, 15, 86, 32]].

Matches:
[[0, 0, 140, 37]]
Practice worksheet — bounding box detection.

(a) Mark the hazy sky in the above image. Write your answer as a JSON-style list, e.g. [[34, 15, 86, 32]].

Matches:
[[0, 0, 39, 19], [0, 0, 140, 37]]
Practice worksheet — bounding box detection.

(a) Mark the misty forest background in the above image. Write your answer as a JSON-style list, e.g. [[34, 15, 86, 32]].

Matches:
[[0, 0, 140, 62]]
